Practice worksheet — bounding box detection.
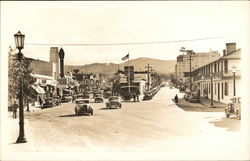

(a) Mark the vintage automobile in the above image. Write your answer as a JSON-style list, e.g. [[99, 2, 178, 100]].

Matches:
[[42, 98, 55, 108], [188, 92, 200, 103], [184, 91, 192, 100], [143, 91, 152, 101], [75, 99, 93, 116], [225, 97, 241, 120], [53, 96, 61, 106], [104, 91, 112, 99], [83, 94, 90, 99], [94, 94, 104, 103], [106, 96, 122, 109], [61, 94, 72, 103]]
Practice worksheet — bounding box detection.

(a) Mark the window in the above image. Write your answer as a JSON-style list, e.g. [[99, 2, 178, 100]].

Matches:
[[208, 83, 210, 93], [225, 82, 228, 96], [215, 83, 216, 95], [224, 60, 228, 74], [222, 83, 224, 99]]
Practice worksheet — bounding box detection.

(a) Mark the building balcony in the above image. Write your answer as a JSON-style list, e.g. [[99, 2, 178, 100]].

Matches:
[[193, 70, 241, 83]]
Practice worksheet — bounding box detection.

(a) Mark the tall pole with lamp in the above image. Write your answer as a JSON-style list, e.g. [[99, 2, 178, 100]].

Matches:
[[14, 31, 27, 143], [232, 66, 237, 97]]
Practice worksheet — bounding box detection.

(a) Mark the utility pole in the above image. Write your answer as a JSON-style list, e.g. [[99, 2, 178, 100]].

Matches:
[[179, 49, 194, 90], [145, 64, 153, 91]]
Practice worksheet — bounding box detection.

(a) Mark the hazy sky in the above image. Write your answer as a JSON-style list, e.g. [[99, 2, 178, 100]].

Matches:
[[1, 1, 249, 65]]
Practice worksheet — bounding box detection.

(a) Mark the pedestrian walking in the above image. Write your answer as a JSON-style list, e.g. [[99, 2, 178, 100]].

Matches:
[[174, 94, 179, 103], [12, 101, 18, 119]]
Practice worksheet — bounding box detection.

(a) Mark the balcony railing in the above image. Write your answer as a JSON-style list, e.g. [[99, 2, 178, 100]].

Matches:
[[193, 70, 241, 82]]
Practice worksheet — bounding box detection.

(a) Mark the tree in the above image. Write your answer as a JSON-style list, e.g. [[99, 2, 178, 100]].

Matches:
[[8, 47, 36, 111]]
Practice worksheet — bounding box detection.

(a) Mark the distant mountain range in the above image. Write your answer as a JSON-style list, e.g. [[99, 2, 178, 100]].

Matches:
[[65, 57, 176, 75]]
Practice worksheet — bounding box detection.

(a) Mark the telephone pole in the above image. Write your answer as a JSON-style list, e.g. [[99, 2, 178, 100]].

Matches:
[[145, 64, 153, 91], [179, 48, 194, 90]]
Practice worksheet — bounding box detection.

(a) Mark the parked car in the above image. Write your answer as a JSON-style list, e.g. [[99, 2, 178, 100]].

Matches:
[[53, 96, 61, 106], [61, 94, 72, 103], [42, 98, 55, 108], [143, 91, 152, 101], [104, 91, 112, 98], [188, 92, 200, 103], [94, 94, 104, 103], [106, 96, 122, 109], [83, 94, 90, 99], [74, 99, 93, 116], [184, 91, 192, 100]]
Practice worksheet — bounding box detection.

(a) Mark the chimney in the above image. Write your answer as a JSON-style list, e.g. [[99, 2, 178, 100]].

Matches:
[[223, 49, 227, 56], [226, 43, 236, 55]]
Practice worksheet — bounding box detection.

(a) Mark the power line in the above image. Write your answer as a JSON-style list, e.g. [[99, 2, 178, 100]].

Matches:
[[23, 36, 227, 46]]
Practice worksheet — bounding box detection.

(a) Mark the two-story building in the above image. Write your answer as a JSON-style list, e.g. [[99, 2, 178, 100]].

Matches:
[[175, 50, 221, 82], [192, 43, 241, 104]]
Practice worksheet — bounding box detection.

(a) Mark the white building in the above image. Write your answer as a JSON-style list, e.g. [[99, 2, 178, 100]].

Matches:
[[192, 43, 241, 104]]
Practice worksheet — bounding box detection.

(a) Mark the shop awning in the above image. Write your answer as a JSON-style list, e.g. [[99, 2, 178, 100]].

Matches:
[[31, 85, 45, 94]]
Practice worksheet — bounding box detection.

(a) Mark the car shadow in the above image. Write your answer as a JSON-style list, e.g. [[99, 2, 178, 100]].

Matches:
[[121, 100, 139, 103], [59, 114, 91, 117], [209, 117, 240, 132], [99, 108, 120, 110]]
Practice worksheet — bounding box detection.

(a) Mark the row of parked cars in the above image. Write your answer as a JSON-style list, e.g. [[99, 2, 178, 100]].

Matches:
[[143, 86, 161, 101], [42, 94, 73, 109]]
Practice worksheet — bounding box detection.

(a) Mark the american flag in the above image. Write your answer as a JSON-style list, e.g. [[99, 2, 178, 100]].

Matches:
[[122, 54, 129, 61]]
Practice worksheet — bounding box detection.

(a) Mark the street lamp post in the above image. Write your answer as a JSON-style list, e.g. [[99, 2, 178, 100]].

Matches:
[[14, 31, 27, 143], [210, 73, 215, 108], [232, 66, 237, 97]]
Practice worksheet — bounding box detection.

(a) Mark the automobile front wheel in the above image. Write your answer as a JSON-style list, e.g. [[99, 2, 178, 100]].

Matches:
[[236, 110, 241, 120]]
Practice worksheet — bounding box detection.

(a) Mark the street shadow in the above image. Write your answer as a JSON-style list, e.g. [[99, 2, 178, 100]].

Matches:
[[121, 100, 139, 103], [59, 114, 78, 117], [175, 99, 225, 112], [99, 107, 120, 110], [9, 142, 19, 145], [209, 117, 240, 132], [59, 114, 92, 117]]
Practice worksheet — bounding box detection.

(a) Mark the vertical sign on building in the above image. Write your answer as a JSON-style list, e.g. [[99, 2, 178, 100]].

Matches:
[[124, 66, 134, 83]]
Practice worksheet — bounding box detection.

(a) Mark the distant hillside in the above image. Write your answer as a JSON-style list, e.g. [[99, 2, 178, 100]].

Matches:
[[65, 57, 176, 74], [120, 57, 175, 74]]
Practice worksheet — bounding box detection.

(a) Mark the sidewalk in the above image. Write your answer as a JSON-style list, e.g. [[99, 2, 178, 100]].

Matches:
[[5, 117, 35, 152], [175, 98, 227, 112]]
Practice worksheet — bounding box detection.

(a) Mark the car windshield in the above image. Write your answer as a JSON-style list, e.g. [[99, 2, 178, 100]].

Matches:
[[76, 100, 89, 104]]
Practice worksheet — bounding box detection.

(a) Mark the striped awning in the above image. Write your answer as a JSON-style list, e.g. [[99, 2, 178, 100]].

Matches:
[[31, 85, 45, 94]]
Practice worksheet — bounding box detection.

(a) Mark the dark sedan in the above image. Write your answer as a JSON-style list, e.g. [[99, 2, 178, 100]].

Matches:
[[42, 98, 54, 108]]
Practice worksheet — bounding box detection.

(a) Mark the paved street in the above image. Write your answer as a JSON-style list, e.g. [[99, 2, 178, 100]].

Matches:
[[5, 86, 247, 160]]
